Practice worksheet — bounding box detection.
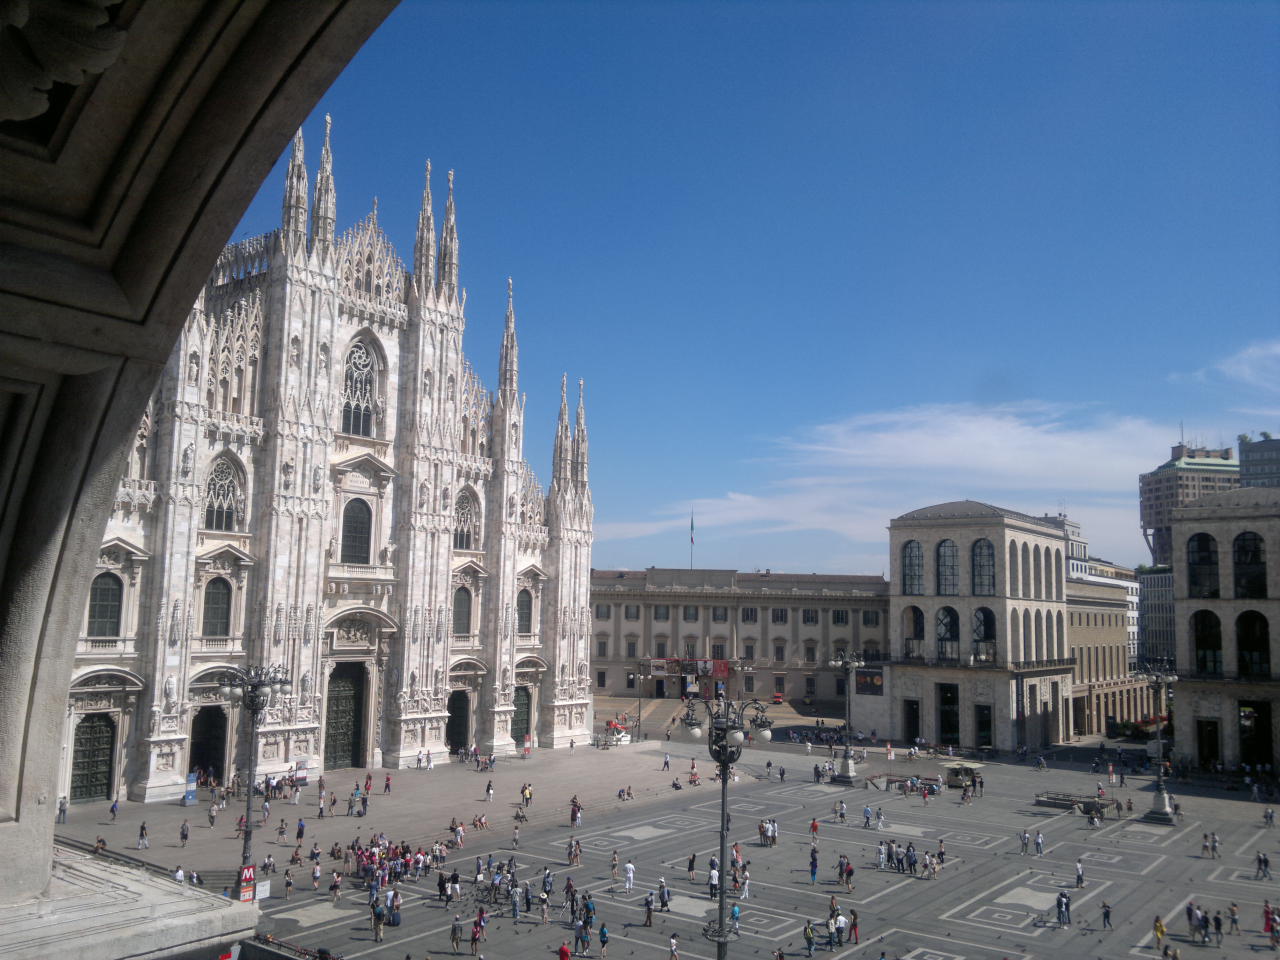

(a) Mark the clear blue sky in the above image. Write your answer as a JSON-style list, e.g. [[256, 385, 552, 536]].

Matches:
[[234, 0, 1280, 574]]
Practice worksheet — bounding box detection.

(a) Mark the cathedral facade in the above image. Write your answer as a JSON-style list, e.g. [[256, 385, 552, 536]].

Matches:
[[61, 120, 594, 803]]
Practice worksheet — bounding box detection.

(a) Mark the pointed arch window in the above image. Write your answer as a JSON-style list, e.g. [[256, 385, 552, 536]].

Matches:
[[203, 577, 232, 637], [341, 341, 376, 437], [453, 586, 473, 636], [936, 540, 959, 595], [454, 491, 479, 551], [87, 572, 123, 637], [517, 589, 534, 634], [341, 499, 373, 564], [204, 459, 242, 531], [902, 541, 924, 595], [971, 539, 995, 596]]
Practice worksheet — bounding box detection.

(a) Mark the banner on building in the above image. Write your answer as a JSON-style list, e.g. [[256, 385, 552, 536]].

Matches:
[[650, 659, 669, 676], [854, 667, 884, 696], [712, 659, 730, 679]]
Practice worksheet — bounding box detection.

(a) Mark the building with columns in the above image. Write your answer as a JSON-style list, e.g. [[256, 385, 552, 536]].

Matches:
[[881, 501, 1075, 751], [63, 121, 593, 803], [590, 568, 888, 704]]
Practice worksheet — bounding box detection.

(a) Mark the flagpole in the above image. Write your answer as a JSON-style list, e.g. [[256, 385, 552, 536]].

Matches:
[[690, 510, 695, 571]]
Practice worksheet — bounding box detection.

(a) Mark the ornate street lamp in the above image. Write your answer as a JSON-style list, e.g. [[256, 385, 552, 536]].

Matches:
[[218, 663, 292, 901], [828, 651, 865, 785], [681, 696, 773, 960], [627, 671, 642, 741], [1132, 661, 1176, 824]]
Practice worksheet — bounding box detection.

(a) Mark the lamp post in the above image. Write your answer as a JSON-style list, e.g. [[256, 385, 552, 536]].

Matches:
[[628, 671, 642, 741], [828, 652, 865, 785], [1133, 661, 1176, 824], [682, 695, 773, 960], [219, 663, 292, 901]]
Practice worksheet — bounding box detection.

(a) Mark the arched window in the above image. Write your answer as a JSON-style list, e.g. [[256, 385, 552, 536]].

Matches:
[[1191, 609, 1222, 676], [1033, 545, 1043, 599], [516, 589, 533, 635], [1009, 541, 1020, 597], [1234, 532, 1267, 600], [203, 577, 232, 637], [454, 490, 478, 551], [971, 539, 995, 596], [341, 341, 376, 436], [936, 540, 959, 595], [204, 459, 242, 531], [1056, 610, 1064, 658], [1237, 611, 1271, 679], [1021, 543, 1031, 598], [902, 541, 923, 595], [453, 586, 472, 636], [1054, 549, 1064, 601], [87, 572, 122, 637], [972, 607, 996, 662], [902, 605, 925, 657], [1187, 533, 1219, 599], [935, 606, 960, 661], [1034, 609, 1044, 660], [341, 499, 373, 564]]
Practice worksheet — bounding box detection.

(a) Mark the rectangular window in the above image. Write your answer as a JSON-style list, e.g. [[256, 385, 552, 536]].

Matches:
[[771, 608, 788, 625], [682, 605, 699, 622], [805, 676, 817, 696], [774, 675, 785, 694], [626, 640, 637, 659], [804, 646, 816, 663], [774, 643, 785, 662], [596, 671, 607, 688], [832, 609, 849, 626], [802, 608, 819, 625], [862, 610, 881, 627], [654, 605, 670, 622], [625, 673, 635, 689], [711, 642, 726, 660], [835, 676, 847, 697], [741, 607, 758, 624], [744, 675, 755, 693], [595, 604, 611, 620], [596, 639, 608, 658], [655, 640, 667, 658], [743, 643, 755, 661], [684, 641, 697, 659], [712, 606, 728, 622], [624, 604, 640, 621]]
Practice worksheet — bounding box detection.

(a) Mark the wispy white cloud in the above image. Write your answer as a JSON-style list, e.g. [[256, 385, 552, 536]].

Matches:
[[596, 402, 1174, 569], [1216, 339, 1280, 393]]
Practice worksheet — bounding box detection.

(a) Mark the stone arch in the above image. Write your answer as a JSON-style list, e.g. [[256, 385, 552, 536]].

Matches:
[[1009, 540, 1020, 597]]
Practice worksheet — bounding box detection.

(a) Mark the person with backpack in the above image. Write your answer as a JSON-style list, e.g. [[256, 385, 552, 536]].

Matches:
[[369, 900, 385, 942], [803, 919, 816, 957]]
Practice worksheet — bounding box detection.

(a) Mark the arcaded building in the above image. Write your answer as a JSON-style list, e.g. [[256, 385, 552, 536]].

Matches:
[[881, 501, 1074, 751], [1172, 487, 1280, 769], [1139, 443, 1239, 565], [62, 124, 594, 803]]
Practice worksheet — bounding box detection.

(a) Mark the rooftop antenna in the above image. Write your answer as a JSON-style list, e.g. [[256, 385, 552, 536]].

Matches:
[[1179, 420, 1184, 444]]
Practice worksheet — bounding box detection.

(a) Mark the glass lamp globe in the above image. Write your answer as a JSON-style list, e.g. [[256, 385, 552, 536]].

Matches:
[[218, 684, 231, 698], [691, 726, 704, 739], [728, 729, 745, 746], [757, 728, 772, 742]]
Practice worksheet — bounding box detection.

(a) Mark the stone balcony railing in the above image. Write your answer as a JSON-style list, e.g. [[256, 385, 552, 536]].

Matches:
[[76, 637, 137, 656], [516, 633, 541, 647], [192, 635, 244, 654], [451, 634, 482, 650]]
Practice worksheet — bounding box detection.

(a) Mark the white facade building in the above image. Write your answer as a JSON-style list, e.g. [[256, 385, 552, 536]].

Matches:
[[63, 122, 594, 803]]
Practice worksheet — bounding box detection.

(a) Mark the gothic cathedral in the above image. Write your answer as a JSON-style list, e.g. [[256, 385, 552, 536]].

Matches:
[[61, 118, 595, 802]]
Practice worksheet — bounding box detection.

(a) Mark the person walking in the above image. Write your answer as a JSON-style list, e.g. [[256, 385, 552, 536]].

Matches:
[[450, 914, 464, 952], [662, 753, 670, 771], [1153, 915, 1166, 951], [809, 849, 819, 885], [624, 859, 635, 892], [485, 780, 494, 802], [370, 900, 385, 943], [179, 819, 190, 847], [849, 907, 860, 944], [1229, 903, 1241, 935], [1034, 830, 1044, 856], [644, 890, 654, 926], [669, 932, 680, 959], [1102, 902, 1112, 929], [137, 821, 149, 849], [709, 865, 720, 900], [599, 922, 610, 959], [1075, 858, 1085, 888], [1018, 830, 1029, 855], [687, 852, 696, 882], [109, 798, 119, 822]]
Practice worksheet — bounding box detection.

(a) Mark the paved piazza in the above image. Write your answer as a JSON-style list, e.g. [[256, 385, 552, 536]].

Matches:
[[58, 739, 1280, 959]]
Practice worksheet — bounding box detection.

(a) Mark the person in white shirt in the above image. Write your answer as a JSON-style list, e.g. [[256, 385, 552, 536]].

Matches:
[[173, 866, 184, 883], [624, 859, 636, 891]]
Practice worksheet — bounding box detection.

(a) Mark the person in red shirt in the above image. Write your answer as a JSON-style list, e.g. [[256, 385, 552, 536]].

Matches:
[[558, 939, 572, 960]]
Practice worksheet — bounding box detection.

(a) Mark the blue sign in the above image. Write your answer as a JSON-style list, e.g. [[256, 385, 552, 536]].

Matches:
[[181, 772, 198, 806]]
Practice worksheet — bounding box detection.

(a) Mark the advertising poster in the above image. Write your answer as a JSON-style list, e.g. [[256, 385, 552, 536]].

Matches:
[[854, 667, 884, 696]]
